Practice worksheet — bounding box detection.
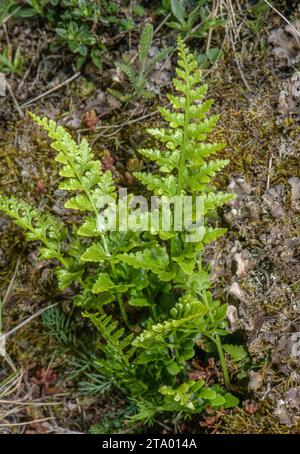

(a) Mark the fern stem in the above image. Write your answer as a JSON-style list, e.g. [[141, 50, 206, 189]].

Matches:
[[117, 293, 134, 330], [171, 64, 192, 258], [202, 291, 230, 388], [214, 334, 230, 389], [110, 262, 133, 330], [177, 73, 191, 196]]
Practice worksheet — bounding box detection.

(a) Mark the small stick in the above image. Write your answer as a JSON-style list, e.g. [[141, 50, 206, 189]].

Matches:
[[263, 0, 300, 39], [20, 72, 81, 108], [3, 302, 58, 339], [0, 417, 54, 427], [234, 53, 251, 91], [0, 252, 23, 372], [6, 80, 24, 118], [206, 0, 218, 52], [266, 154, 273, 191], [0, 400, 62, 406], [2, 23, 10, 46], [91, 110, 159, 144], [1, 7, 21, 26], [2, 253, 23, 308]]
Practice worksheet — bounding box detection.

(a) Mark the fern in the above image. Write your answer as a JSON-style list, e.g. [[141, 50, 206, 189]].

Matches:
[[0, 41, 240, 426], [132, 381, 239, 424]]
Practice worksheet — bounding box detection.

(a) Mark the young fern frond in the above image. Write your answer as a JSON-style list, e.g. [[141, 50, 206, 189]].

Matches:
[[133, 297, 208, 349], [135, 39, 233, 203]]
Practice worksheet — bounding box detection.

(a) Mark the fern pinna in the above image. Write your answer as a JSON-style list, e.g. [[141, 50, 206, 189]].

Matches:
[[0, 41, 238, 426]]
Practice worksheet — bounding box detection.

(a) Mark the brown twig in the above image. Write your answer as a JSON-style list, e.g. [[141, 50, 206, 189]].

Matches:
[[6, 80, 24, 118], [0, 417, 54, 427], [266, 154, 273, 191], [20, 72, 81, 108], [263, 0, 300, 39], [2, 252, 23, 308], [4, 302, 58, 339]]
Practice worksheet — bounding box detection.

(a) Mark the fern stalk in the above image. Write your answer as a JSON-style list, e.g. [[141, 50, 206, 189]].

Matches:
[[177, 62, 191, 196], [202, 291, 229, 387], [214, 335, 230, 388]]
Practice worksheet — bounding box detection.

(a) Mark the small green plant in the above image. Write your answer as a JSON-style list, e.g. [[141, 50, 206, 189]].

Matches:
[[110, 23, 171, 102], [0, 0, 17, 24], [17, 0, 138, 68], [196, 47, 221, 69], [166, 0, 225, 39], [167, 0, 203, 35], [0, 45, 23, 76], [20, 0, 110, 67], [55, 20, 100, 67], [0, 41, 240, 426], [247, 0, 270, 35]]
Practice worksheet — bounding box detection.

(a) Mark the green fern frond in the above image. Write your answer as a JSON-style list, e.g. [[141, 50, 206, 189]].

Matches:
[[117, 245, 174, 281], [132, 301, 207, 349], [85, 312, 135, 364], [0, 196, 67, 261], [134, 39, 234, 251], [30, 114, 115, 207], [134, 173, 177, 197], [30, 114, 115, 254], [223, 344, 248, 363], [137, 148, 180, 173]]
